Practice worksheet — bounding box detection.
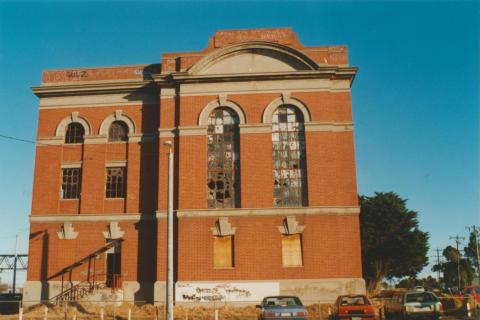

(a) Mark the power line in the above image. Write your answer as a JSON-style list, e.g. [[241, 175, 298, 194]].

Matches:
[[0, 132, 163, 158], [0, 134, 36, 145]]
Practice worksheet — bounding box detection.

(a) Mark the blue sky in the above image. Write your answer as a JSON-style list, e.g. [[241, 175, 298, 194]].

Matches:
[[0, 0, 478, 285]]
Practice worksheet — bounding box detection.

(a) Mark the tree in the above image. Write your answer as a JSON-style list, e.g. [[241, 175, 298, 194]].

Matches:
[[432, 245, 474, 288], [359, 192, 429, 293], [396, 276, 439, 291], [464, 229, 480, 275]]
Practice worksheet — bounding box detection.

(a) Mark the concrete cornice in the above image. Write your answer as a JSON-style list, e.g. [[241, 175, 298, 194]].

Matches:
[[32, 79, 158, 98], [29, 213, 157, 223], [167, 206, 360, 218], [32, 67, 356, 98], [164, 67, 357, 85]]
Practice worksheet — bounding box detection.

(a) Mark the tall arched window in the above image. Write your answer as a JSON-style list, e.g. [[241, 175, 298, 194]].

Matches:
[[108, 121, 129, 142], [207, 107, 240, 208], [272, 105, 308, 207], [65, 123, 85, 144]]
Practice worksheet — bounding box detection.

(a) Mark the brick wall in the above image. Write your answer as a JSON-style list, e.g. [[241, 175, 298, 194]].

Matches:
[[177, 215, 362, 280], [28, 28, 362, 289]]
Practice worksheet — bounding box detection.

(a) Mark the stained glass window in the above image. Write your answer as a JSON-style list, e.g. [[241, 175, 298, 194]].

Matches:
[[272, 105, 308, 207], [207, 107, 240, 208]]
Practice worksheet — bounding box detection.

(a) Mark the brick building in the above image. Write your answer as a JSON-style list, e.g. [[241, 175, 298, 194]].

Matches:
[[24, 28, 364, 305]]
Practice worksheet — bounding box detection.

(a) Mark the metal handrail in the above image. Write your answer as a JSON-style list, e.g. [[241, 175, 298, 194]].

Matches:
[[52, 279, 108, 304]]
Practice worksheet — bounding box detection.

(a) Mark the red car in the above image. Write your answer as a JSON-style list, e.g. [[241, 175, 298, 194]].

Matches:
[[331, 295, 375, 320], [460, 286, 480, 304]]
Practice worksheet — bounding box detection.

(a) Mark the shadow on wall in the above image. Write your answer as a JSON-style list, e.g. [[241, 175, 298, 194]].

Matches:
[[40, 231, 49, 301], [125, 64, 160, 303]]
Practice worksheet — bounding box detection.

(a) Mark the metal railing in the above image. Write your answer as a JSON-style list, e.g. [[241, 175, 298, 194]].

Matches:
[[50, 280, 109, 305]]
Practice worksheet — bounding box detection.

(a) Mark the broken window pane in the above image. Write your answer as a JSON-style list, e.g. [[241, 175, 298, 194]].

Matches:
[[207, 107, 240, 208], [272, 105, 308, 207]]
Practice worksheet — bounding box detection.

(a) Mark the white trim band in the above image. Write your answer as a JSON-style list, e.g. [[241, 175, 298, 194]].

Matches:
[[169, 206, 360, 218], [29, 213, 156, 223]]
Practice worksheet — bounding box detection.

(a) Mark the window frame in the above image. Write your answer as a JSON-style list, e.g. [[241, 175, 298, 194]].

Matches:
[[64, 122, 85, 144], [207, 107, 241, 209], [61, 167, 82, 199], [108, 120, 129, 142], [271, 105, 308, 207], [105, 166, 127, 198]]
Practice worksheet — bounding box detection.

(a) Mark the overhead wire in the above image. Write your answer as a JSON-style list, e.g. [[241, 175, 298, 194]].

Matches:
[[0, 133, 165, 158]]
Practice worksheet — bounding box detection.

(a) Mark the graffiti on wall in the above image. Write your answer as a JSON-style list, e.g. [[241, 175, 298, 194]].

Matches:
[[176, 282, 279, 302]]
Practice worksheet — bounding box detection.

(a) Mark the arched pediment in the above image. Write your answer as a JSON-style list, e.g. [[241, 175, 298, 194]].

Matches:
[[189, 41, 318, 75]]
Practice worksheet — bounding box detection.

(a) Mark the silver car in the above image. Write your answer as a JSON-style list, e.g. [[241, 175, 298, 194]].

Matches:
[[256, 296, 308, 320], [385, 291, 443, 320]]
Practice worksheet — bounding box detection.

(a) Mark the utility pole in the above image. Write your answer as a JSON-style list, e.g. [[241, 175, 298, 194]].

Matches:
[[164, 140, 174, 320], [435, 248, 442, 283], [450, 235, 465, 289], [466, 225, 480, 278], [13, 233, 18, 294]]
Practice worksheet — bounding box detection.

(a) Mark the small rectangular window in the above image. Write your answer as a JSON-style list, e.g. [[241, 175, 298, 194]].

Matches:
[[281, 234, 303, 267], [61, 168, 81, 199], [213, 236, 233, 268], [106, 167, 126, 198]]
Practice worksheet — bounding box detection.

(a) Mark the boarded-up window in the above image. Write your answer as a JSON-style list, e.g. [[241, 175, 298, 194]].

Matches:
[[213, 236, 233, 268], [281, 234, 303, 267]]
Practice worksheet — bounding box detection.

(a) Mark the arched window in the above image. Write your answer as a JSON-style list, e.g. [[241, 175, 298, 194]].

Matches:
[[108, 121, 129, 142], [65, 123, 85, 144], [272, 105, 308, 207], [207, 107, 240, 208]]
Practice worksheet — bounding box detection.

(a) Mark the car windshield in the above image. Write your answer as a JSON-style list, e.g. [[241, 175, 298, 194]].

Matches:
[[340, 296, 369, 306], [264, 297, 302, 307], [405, 292, 438, 303]]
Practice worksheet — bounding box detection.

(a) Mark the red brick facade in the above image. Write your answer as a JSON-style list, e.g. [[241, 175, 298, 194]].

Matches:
[[25, 28, 363, 304]]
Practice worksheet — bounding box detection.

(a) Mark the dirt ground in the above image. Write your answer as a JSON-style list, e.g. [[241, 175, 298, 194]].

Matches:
[[0, 302, 341, 320]]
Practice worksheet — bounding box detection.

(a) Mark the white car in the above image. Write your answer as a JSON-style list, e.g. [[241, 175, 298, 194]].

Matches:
[[385, 291, 442, 320]]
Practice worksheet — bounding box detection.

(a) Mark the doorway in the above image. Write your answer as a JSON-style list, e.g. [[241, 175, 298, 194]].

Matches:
[[106, 241, 121, 288]]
